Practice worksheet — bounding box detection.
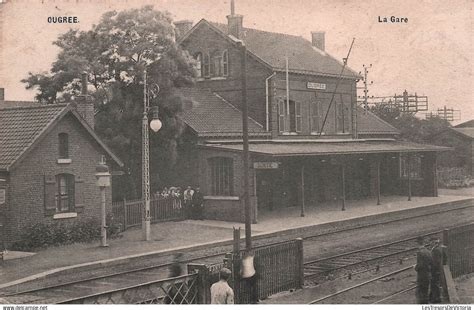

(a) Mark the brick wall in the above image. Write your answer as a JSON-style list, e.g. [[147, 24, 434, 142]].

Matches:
[[194, 146, 257, 222], [180, 22, 359, 138], [181, 22, 277, 126], [4, 113, 113, 245]]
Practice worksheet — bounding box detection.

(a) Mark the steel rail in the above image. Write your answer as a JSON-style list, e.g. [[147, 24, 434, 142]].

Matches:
[[308, 265, 413, 304], [372, 285, 417, 304], [2, 203, 472, 299]]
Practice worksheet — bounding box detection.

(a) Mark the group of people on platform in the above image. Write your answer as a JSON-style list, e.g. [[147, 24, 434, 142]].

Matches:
[[415, 236, 448, 304], [154, 185, 205, 219]]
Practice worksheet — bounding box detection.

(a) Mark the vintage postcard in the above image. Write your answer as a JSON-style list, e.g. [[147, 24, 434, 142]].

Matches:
[[0, 0, 472, 307]]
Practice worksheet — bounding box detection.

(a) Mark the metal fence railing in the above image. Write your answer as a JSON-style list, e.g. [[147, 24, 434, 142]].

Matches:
[[444, 223, 474, 278], [61, 273, 199, 304], [232, 238, 304, 303], [112, 197, 186, 230]]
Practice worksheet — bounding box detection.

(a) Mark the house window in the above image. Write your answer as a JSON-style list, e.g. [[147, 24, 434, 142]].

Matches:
[[400, 155, 422, 179], [222, 50, 229, 76], [278, 99, 286, 133], [311, 101, 322, 133], [288, 101, 301, 133], [209, 157, 234, 196], [203, 53, 211, 78], [194, 53, 202, 78], [56, 173, 75, 212], [58, 133, 69, 159]]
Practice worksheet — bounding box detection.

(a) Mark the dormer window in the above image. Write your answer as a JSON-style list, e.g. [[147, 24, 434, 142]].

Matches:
[[58, 133, 69, 159]]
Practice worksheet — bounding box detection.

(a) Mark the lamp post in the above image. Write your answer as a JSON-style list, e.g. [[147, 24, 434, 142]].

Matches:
[[95, 155, 111, 247], [142, 68, 162, 241]]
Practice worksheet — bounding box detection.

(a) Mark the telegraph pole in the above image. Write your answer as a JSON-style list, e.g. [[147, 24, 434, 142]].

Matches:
[[239, 41, 252, 250], [357, 64, 373, 113]]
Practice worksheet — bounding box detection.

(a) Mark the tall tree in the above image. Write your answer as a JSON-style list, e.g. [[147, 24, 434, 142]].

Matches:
[[22, 6, 197, 198], [369, 105, 451, 143]]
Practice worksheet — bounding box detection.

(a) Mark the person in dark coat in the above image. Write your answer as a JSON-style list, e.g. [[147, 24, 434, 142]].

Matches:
[[192, 186, 204, 220], [430, 238, 447, 303], [415, 237, 432, 304]]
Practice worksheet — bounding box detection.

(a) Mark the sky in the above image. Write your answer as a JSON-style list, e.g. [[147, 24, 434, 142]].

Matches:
[[0, 0, 472, 123]]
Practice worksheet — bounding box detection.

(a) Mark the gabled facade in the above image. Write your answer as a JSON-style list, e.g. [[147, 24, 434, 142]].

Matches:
[[170, 7, 448, 223], [0, 95, 123, 247]]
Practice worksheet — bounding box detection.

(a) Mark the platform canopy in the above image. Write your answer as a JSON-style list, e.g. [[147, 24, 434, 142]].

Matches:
[[201, 140, 450, 157]]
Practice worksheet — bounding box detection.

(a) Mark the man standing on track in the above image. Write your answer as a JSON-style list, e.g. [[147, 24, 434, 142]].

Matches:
[[415, 236, 432, 304]]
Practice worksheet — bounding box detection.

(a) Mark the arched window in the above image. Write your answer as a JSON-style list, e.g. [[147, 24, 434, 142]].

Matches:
[[203, 52, 211, 78], [222, 50, 229, 76], [56, 173, 75, 211], [208, 157, 234, 196], [58, 133, 69, 159], [194, 53, 202, 78]]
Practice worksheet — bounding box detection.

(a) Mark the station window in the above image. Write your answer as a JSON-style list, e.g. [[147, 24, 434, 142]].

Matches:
[[288, 101, 301, 133], [209, 157, 234, 196], [194, 53, 202, 78], [203, 53, 211, 78], [222, 50, 229, 76], [311, 101, 322, 133], [400, 155, 422, 179]]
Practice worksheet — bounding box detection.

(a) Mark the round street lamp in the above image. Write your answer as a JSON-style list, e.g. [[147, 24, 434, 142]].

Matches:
[[142, 69, 161, 241], [95, 155, 111, 247]]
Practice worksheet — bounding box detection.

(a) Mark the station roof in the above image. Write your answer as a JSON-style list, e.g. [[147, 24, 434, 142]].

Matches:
[[177, 87, 270, 138], [181, 19, 359, 79], [201, 140, 450, 157]]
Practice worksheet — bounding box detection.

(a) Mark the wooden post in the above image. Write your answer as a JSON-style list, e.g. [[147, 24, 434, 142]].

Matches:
[[376, 159, 381, 205], [233, 227, 241, 255], [187, 263, 210, 304], [300, 165, 305, 217], [123, 197, 128, 229], [407, 155, 412, 201], [341, 165, 346, 211], [296, 238, 304, 288], [434, 154, 439, 197]]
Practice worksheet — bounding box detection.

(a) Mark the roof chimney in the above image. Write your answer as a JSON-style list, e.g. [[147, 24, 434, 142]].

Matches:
[[174, 20, 193, 40], [311, 31, 325, 51], [0, 88, 4, 101], [75, 72, 95, 129], [227, 0, 243, 39]]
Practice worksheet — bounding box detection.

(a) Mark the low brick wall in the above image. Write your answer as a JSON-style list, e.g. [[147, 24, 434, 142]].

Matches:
[[203, 196, 243, 222], [203, 196, 257, 223]]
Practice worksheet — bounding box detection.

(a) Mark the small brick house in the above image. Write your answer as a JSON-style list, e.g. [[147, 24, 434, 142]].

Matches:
[[170, 5, 449, 223], [0, 93, 123, 247]]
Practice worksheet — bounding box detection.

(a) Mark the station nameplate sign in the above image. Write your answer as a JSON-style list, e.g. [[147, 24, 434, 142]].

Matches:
[[253, 162, 279, 169], [307, 82, 326, 90]]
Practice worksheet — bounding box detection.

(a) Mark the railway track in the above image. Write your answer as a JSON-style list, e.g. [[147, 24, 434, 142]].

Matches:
[[308, 265, 417, 304], [1, 204, 471, 304], [303, 230, 442, 284]]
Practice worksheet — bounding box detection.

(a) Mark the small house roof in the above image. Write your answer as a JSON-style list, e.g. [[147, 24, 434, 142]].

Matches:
[[0, 103, 123, 171]]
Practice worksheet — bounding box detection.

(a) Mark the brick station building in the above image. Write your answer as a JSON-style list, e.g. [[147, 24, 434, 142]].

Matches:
[[172, 6, 449, 223], [0, 90, 123, 247]]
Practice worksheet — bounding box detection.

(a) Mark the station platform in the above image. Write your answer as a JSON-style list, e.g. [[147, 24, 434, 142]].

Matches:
[[0, 193, 473, 290]]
